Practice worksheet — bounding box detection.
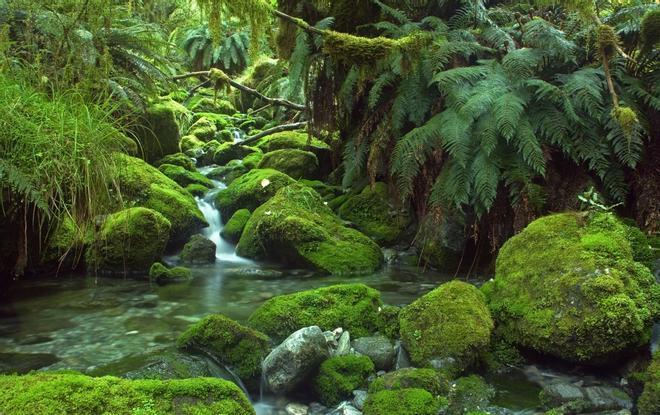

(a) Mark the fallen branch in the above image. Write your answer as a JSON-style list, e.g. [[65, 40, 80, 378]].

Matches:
[[240, 122, 308, 146], [173, 71, 306, 111]]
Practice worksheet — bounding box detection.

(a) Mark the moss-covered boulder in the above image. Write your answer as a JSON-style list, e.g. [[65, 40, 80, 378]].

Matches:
[[180, 134, 205, 154], [184, 184, 209, 197], [248, 283, 383, 342], [41, 217, 92, 270], [399, 280, 493, 371], [207, 160, 248, 184], [0, 372, 254, 415], [133, 100, 182, 162], [257, 149, 319, 179], [482, 212, 660, 363], [180, 235, 216, 264], [221, 209, 251, 244], [236, 184, 383, 275], [186, 117, 217, 142], [242, 151, 264, 169], [113, 153, 207, 245], [213, 143, 261, 166], [255, 131, 331, 160], [338, 183, 410, 245], [368, 368, 450, 396], [190, 97, 236, 115], [87, 207, 170, 274], [446, 375, 494, 415], [149, 262, 192, 284], [192, 112, 231, 131], [154, 153, 195, 171], [639, 352, 660, 415], [215, 168, 295, 220], [313, 355, 374, 406], [177, 314, 270, 388], [158, 164, 213, 189], [363, 388, 446, 415]]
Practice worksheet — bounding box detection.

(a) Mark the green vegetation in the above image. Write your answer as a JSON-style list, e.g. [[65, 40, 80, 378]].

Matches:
[[447, 375, 495, 415], [399, 280, 494, 371], [248, 283, 384, 342], [639, 352, 660, 415], [177, 314, 270, 385], [312, 355, 375, 406], [482, 212, 659, 363], [257, 149, 319, 179], [149, 262, 193, 284], [0, 372, 254, 415], [369, 368, 450, 396], [363, 388, 447, 415], [221, 209, 252, 243]]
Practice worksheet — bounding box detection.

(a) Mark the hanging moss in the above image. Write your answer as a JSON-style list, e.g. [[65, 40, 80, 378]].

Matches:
[[612, 106, 639, 141], [322, 31, 428, 64], [640, 9, 660, 51], [209, 68, 232, 101], [596, 24, 618, 60]]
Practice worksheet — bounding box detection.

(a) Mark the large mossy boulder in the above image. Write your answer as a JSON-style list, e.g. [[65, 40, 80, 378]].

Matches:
[[186, 116, 217, 142], [248, 284, 383, 342], [257, 149, 319, 179], [177, 314, 270, 387], [212, 143, 261, 166], [0, 372, 254, 415], [482, 212, 660, 363], [639, 352, 660, 415], [236, 184, 383, 275], [255, 131, 332, 166], [133, 100, 183, 162], [207, 160, 249, 184], [189, 97, 236, 115], [368, 368, 449, 396], [221, 209, 251, 244], [313, 355, 375, 406], [363, 388, 446, 415], [399, 280, 493, 371], [113, 153, 207, 245], [158, 164, 213, 189], [87, 207, 170, 274], [180, 235, 216, 264], [154, 153, 195, 171], [338, 183, 410, 245], [215, 168, 295, 220]]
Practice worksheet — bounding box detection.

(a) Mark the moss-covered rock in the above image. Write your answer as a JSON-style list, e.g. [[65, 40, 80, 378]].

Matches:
[[180, 134, 205, 154], [447, 375, 494, 415], [255, 131, 331, 155], [186, 117, 217, 142], [192, 112, 231, 131], [221, 209, 251, 244], [213, 143, 261, 166], [242, 151, 264, 169], [149, 262, 193, 284], [482, 212, 660, 363], [376, 305, 401, 340], [133, 100, 182, 162], [190, 97, 236, 115], [368, 368, 450, 396], [180, 235, 216, 264], [177, 314, 270, 387], [399, 280, 493, 371], [158, 164, 213, 189], [154, 153, 195, 171], [113, 153, 207, 245], [338, 183, 410, 245], [363, 388, 446, 415], [257, 149, 319, 179], [248, 283, 383, 342], [0, 372, 254, 415], [41, 217, 92, 270], [236, 184, 383, 275], [207, 160, 248, 184], [313, 355, 374, 406], [87, 207, 170, 274], [215, 168, 295, 220], [299, 179, 343, 200], [184, 184, 209, 197], [638, 352, 660, 415]]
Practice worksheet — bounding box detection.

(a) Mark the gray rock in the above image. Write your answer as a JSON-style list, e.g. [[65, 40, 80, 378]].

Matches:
[[583, 386, 632, 411], [352, 335, 395, 371], [285, 402, 309, 415], [541, 383, 586, 406], [334, 331, 351, 357], [541, 382, 632, 412], [328, 402, 362, 415], [262, 326, 330, 394], [352, 390, 367, 410], [180, 235, 216, 264]]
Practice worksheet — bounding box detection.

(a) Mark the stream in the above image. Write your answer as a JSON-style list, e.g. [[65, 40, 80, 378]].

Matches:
[[0, 167, 657, 414]]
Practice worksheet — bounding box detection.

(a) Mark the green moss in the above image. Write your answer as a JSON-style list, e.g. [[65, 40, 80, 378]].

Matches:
[[0, 372, 254, 415], [42, 217, 92, 268], [447, 375, 495, 415], [255, 131, 331, 157], [215, 168, 295, 220], [236, 184, 383, 275], [257, 149, 319, 179], [149, 262, 193, 284], [189, 98, 236, 115], [399, 280, 493, 370], [483, 212, 659, 363], [207, 160, 249, 185], [177, 314, 270, 386], [213, 143, 261, 166], [180, 235, 216, 264], [338, 183, 410, 245], [242, 152, 264, 169], [133, 100, 182, 162], [180, 135, 205, 154], [363, 388, 445, 415], [113, 153, 207, 245], [158, 164, 213, 189], [221, 209, 251, 244], [328, 194, 350, 211], [186, 117, 217, 142], [218, 129, 234, 143], [154, 153, 195, 172], [185, 184, 209, 197], [299, 180, 343, 199], [87, 208, 170, 274], [313, 355, 374, 406], [248, 283, 384, 342], [639, 352, 660, 415], [369, 368, 450, 396]]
